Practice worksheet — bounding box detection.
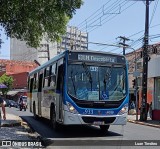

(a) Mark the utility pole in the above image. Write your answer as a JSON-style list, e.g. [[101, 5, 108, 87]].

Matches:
[[140, 0, 150, 121], [134, 58, 139, 121], [118, 36, 130, 55]]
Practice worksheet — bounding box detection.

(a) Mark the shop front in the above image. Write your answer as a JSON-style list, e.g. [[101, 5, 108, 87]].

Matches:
[[153, 78, 160, 120], [148, 56, 160, 120]]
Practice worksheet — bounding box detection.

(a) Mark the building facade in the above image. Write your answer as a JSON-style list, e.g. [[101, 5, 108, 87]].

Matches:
[[0, 59, 38, 89], [10, 38, 57, 65], [148, 55, 160, 120], [10, 26, 88, 65], [57, 26, 88, 53], [126, 43, 160, 120]]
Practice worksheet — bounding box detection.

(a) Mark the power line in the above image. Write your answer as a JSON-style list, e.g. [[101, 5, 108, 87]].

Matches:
[[77, 1, 112, 28], [78, 0, 127, 31], [84, 0, 127, 32], [87, 1, 137, 33], [82, 0, 124, 30], [149, 0, 159, 26], [78, 0, 123, 30]]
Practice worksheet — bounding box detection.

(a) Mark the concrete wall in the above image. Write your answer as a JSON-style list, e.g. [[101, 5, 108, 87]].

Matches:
[[148, 56, 160, 78]]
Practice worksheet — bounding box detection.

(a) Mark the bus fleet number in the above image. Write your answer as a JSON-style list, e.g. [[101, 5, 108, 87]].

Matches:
[[84, 109, 94, 115]]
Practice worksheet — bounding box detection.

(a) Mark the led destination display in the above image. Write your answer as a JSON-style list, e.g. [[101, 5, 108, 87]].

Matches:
[[68, 51, 125, 64], [78, 54, 116, 63]]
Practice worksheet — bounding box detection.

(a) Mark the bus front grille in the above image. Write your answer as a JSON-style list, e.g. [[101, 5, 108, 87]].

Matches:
[[82, 117, 116, 124]]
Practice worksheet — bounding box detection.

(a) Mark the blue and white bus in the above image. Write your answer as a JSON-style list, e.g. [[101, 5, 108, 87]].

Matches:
[[28, 50, 129, 132]]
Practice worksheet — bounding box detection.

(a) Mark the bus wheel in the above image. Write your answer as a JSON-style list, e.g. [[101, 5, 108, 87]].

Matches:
[[51, 107, 59, 131], [100, 125, 110, 133]]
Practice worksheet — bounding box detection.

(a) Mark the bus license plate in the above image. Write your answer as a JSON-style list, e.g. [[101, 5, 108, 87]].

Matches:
[[93, 121, 104, 125]]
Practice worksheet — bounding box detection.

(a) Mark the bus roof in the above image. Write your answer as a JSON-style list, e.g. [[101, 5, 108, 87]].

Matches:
[[29, 51, 66, 76], [29, 50, 126, 76]]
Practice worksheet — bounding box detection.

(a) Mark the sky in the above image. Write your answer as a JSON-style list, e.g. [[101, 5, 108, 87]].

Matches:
[[0, 0, 160, 59], [69, 0, 160, 54]]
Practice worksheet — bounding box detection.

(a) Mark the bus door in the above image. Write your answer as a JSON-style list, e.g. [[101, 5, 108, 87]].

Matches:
[[38, 73, 43, 116], [29, 77, 34, 112], [56, 59, 64, 121]]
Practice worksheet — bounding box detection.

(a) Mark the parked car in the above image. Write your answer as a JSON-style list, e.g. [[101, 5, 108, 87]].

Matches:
[[8, 100, 18, 108]]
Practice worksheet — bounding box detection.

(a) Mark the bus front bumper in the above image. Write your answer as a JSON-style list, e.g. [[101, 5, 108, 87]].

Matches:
[[63, 110, 127, 125]]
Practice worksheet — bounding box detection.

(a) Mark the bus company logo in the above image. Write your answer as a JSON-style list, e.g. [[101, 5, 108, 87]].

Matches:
[[106, 111, 114, 115], [2, 141, 12, 147]]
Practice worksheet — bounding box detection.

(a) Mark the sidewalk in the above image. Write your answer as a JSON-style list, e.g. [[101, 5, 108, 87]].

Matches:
[[0, 113, 45, 149], [0, 113, 37, 140], [127, 114, 160, 128]]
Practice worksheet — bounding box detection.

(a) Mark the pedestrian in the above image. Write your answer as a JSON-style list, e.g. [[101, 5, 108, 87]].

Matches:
[[147, 103, 149, 114], [130, 101, 135, 110], [19, 95, 23, 104], [0, 96, 6, 127], [149, 102, 152, 119]]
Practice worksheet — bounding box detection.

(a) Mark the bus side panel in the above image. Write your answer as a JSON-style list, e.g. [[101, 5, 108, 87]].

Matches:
[[32, 91, 39, 115], [41, 88, 56, 119]]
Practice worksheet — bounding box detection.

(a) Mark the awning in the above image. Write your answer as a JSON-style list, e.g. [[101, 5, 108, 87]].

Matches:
[[7, 91, 19, 96]]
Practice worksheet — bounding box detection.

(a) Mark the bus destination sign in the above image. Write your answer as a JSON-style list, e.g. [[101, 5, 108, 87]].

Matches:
[[78, 54, 117, 63]]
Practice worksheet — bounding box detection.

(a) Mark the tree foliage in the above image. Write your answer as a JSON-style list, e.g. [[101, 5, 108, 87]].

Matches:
[[0, 73, 14, 96], [0, 0, 83, 48]]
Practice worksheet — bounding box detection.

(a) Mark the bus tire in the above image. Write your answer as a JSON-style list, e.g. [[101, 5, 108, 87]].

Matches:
[[100, 125, 110, 133], [51, 107, 60, 131]]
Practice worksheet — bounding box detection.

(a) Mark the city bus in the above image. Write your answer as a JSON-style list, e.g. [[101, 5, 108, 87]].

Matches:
[[28, 50, 129, 132]]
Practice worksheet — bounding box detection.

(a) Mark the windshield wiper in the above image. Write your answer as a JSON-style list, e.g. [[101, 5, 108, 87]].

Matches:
[[82, 62, 92, 91], [70, 70, 76, 95], [110, 69, 126, 96], [103, 66, 113, 91]]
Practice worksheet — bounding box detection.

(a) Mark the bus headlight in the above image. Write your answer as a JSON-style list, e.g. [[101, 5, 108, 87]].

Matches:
[[66, 102, 78, 114], [118, 104, 128, 115]]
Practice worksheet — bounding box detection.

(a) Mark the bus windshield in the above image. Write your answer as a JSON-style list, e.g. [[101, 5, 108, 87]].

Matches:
[[67, 63, 127, 101]]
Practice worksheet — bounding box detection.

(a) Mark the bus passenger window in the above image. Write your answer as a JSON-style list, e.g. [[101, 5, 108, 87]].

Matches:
[[44, 78, 48, 87], [50, 63, 57, 87], [30, 78, 34, 93], [56, 63, 64, 92], [33, 73, 38, 89], [51, 75, 56, 87], [44, 67, 50, 87]]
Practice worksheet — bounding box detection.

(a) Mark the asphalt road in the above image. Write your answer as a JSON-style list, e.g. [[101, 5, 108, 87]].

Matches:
[[6, 107, 160, 149]]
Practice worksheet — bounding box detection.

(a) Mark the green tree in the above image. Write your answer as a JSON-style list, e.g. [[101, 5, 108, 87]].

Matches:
[[0, 0, 83, 48], [0, 74, 14, 96]]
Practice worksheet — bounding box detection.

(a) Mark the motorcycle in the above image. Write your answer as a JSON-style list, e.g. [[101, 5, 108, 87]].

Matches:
[[19, 101, 27, 111]]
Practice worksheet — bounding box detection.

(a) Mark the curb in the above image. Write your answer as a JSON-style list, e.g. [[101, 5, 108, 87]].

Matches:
[[1, 120, 22, 127], [127, 119, 160, 128], [20, 117, 47, 147], [20, 117, 42, 140]]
